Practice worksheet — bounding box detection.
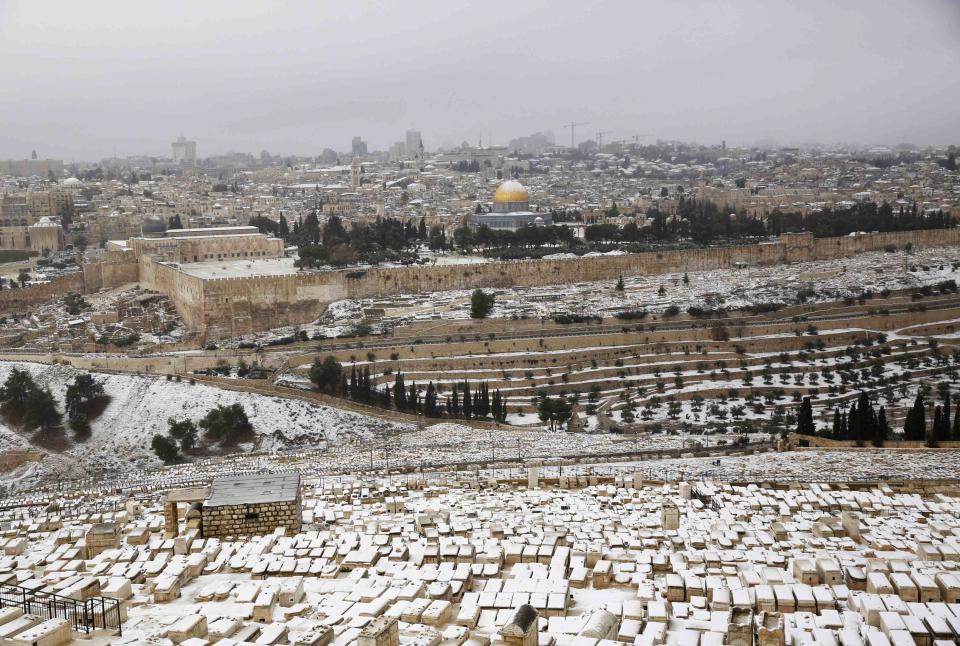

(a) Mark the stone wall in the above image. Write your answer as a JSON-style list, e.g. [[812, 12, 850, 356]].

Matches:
[[9, 228, 960, 336], [138, 256, 207, 330], [180, 229, 960, 337], [0, 272, 85, 312], [201, 499, 301, 538]]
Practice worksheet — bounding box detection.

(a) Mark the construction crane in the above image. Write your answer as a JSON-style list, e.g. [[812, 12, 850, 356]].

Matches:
[[596, 130, 614, 151], [566, 121, 589, 150], [631, 134, 653, 145]]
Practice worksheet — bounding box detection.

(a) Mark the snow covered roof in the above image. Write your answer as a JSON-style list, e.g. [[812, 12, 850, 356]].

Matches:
[[206, 472, 300, 507]]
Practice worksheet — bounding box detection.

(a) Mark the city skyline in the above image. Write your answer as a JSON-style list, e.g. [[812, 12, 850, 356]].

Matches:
[[1, 0, 958, 160]]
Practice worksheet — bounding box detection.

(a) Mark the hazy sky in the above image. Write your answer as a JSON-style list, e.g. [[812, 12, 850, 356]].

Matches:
[[1, 1, 958, 161]]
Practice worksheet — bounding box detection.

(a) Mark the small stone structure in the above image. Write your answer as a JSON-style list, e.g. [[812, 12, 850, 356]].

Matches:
[[162, 486, 209, 538], [84, 523, 119, 557], [758, 611, 785, 646], [358, 615, 399, 646], [201, 473, 302, 538], [501, 604, 538, 646], [660, 502, 680, 530]]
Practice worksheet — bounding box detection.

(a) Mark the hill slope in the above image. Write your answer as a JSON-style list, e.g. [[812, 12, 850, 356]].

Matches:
[[0, 361, 413, 484]]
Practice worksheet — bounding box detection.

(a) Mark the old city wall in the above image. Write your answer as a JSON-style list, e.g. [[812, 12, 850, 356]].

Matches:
[[331, 230, 960, 304], [82, 257, 139, 292], [198, 273, 348, 339], [0, 272, 84, 312], [138, 256, 206, 331], [17, 229, 959, 336]]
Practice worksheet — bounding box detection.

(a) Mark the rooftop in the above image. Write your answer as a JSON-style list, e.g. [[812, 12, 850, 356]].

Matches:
[[206, 472, 300, 507], [176, 256, 300, 279]]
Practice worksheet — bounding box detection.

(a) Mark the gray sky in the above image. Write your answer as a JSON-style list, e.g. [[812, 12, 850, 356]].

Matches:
[[1, 0, 958, 161]]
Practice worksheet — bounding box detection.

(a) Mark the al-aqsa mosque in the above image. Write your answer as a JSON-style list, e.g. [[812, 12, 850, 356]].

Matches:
[[469, 179, 552, 231]]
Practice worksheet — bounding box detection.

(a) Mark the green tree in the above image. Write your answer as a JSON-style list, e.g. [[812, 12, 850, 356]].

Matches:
[[24, 386, 61, 432], [537, 396, 572, 431], [0, 368, 37, 414], [424, 382, 439, 417], [394, 372, 407, 410], [937, 392, 952, 441], [615, 275, 625, 291], [151, 434, 180, 464], [903, 393, 926, 441], [199, 404, 254, 446], [874, 406, 888, 447], [65, 373, 105, 420], [310, 356, 343, 395], [796, 397, 815, 435], [470, 289, 495, 319], [462, 381, 473, 419], [168, 418, 199, 452]]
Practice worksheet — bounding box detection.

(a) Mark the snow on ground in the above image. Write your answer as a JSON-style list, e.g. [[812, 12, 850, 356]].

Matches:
[[0, 361, 415, 482], [0, 362, 733, 491], [570, 448, 960, 482], [225, 246, 960, 347]]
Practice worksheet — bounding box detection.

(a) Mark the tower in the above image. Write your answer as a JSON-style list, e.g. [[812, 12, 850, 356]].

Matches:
[[350, 158, 362, 190]]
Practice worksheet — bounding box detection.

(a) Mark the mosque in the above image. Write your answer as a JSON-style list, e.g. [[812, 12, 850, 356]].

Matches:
[[469, 180, 552, 231]]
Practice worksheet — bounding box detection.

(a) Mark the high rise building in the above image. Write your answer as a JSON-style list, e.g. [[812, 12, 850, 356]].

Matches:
[[351, 136, 368, 156], [171, 136, 197, 166], [405, 130, 423, 158]]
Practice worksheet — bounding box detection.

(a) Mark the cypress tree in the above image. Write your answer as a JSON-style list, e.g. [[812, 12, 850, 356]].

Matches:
[[424, 382, 438, 417], [381, 385, 392, 409], [462, 381, 473, 419], [874, 406, 888, 447], [839, 412, 847, 440], [937, 398, 951, 441], [847, 401, 859, 441], [478, 383, 490, 418], [797, 397, 815, 436], [394, 372, 406, 410], [409, 382, 419, 412], [832, 409, 841, 440], [904, 394, 926, 441], [952, 404, 960, 440], [349, 365, 358, 400]]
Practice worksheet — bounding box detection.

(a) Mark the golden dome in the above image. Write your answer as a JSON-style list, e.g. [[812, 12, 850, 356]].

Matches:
[[494, 180, 529, 203]]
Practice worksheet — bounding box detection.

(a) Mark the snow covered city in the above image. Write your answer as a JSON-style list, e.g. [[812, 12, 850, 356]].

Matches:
[[0, 1, 959, 645]]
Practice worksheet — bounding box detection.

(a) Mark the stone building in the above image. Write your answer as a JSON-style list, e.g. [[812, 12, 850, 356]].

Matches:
[[201, 473, 302, 538], [29, 217, 64, 253]]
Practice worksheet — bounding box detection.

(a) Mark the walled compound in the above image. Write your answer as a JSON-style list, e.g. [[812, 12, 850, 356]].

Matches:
[[5, 227, 960, 339]]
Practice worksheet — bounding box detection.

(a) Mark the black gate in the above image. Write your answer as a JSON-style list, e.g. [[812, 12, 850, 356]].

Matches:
[[0, 582, 122, 636]]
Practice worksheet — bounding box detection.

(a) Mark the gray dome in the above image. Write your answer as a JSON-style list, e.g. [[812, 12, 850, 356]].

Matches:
[[142, 214, 167, 235]]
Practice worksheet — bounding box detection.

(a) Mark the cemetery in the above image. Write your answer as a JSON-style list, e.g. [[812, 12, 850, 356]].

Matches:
[[0, 445, 954, 645]]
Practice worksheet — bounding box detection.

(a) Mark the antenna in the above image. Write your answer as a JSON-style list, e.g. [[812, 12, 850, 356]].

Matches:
[[566, 122, 589, 150], [596, 130, 614, 150]]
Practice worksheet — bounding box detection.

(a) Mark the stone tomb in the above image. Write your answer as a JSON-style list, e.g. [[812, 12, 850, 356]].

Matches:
[[201, 472, 302, 538]]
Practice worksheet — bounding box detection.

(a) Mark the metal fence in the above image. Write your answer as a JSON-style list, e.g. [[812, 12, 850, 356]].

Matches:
[[0, 583, 122, 636]]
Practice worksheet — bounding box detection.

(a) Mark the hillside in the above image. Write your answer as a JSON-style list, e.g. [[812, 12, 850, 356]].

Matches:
[[0, 361, 414, 485]]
